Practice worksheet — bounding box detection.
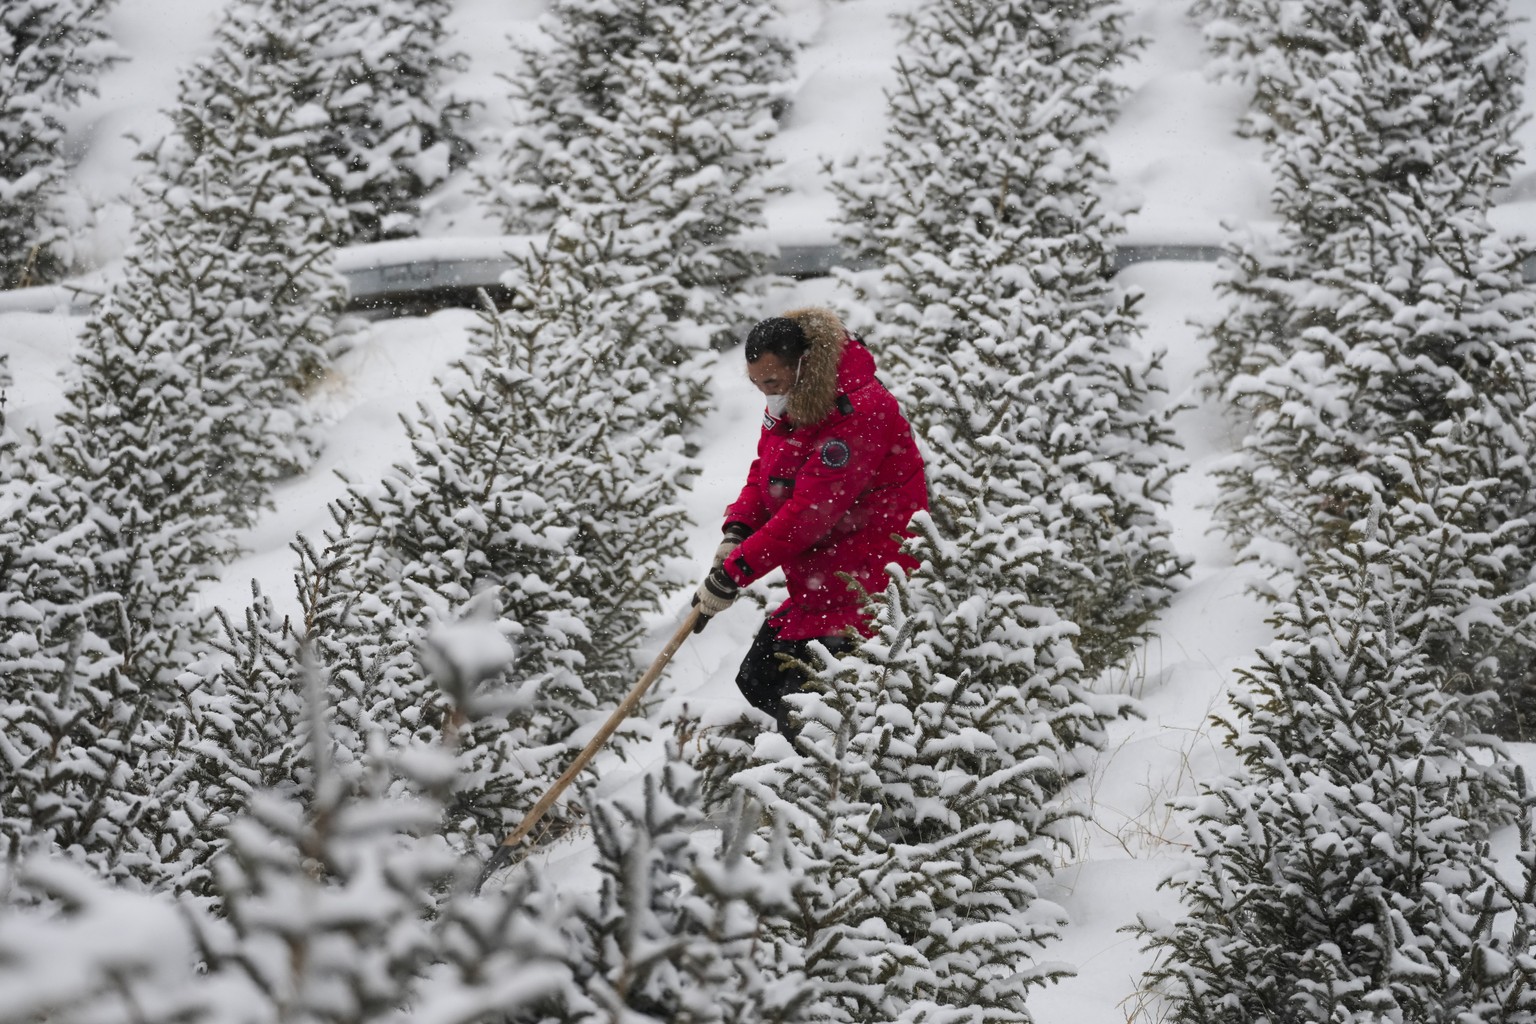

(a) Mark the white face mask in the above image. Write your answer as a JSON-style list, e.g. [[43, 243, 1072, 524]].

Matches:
[[761, 356, 803, 421]]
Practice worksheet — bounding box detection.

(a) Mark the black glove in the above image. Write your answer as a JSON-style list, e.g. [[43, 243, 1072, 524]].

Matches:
[[690, 567, 739, 632]]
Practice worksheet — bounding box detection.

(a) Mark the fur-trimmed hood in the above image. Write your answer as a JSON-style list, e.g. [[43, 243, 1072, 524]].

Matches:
[[781, 306, 853, 426]]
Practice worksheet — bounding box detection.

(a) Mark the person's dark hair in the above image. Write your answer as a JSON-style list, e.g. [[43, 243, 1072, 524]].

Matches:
[[745, 317, 809, 363]]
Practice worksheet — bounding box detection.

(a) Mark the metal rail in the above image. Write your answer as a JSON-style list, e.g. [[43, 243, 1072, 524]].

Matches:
[[5, 241, 1533, 320]]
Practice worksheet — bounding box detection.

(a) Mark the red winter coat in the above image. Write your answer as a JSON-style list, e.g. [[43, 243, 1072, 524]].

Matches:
[[721, 309, 928, 641]]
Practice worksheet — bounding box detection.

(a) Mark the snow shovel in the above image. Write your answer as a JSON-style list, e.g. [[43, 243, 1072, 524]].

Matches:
[[472, 607, 702, 894]]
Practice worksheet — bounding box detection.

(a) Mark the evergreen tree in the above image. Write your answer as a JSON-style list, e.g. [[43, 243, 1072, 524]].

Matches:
[[532, 748, 796, 1024], [701, 499, 1125, 1021], [315, 423, 594, 859], [191, 681, 526, 1024], [197, 590, 799, 1024], [1198, 0, 1536, 551], [148, 0, 351, 509], [709, 714, 936, 1024], [0, 198, 287, 885], [0, 0, 347, 887], [1134, 489, 1536, 1022], [317, 0, 470, 243], [0, 636, 573, 1024], [477, 0, 793, 354], [0, 858, 213, 1024], [183, 542, 365, 892], [1500, 776, 1536, 1020], [680, 780, 809, 1024], [0, 450, 197, 888], [211, 0, 470, 245], [321, 214, 698, 854], [831, 0, 1185, 677], [1193, 0, 1528, 394], [1371, 439, 1536, 737], [1196, 0, 1536, 733], [0, 0, 121, 289]]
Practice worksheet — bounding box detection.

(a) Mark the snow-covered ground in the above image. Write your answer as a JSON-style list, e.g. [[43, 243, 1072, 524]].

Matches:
[[9, 1, 1536, 1020]]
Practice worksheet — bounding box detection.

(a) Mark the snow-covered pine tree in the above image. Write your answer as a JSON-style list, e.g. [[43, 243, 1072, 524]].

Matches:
[[0, 298, 284, 889], [211, 0, 470, 245], [1496, 771, 1536, 1019], [159, 0, 352, 465], [477, 0, 792, 355], [1193, 0, 1528, 392], [495, 224, 701, 694], [0, 0, 350, 888], [1197, 0, 1536, 733], [1200, 0, 1536, 550], [1133, 485, 1536, 1022], [529, 747, 798, 1024], [174, 541, 371, 898], [316, 0, 469, 243], [1184, 0, 1310, 395], [1370, 438, 1536, 739], [0, 448, 194, 888], [196, 526, 556, 886], [198, 616, 563, 1021], [0, 858, 214, 1024], [143, 0, 351, 512], [0, 0, 121, 289], [321, 213, 697, 854], [192, 683, 509, 1023], [316, 356, 598, 854], [680, 774, 809, 1024], [0, 198, 283, 885], [702, 494, 1124, 1021], [831, 0, 1185, 677], [713, 714, 944, 1023], [0, 638, 575, 1024]]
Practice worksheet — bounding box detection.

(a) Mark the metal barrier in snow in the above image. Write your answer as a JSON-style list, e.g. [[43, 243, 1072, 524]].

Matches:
[[6, 241, 1534, 319]]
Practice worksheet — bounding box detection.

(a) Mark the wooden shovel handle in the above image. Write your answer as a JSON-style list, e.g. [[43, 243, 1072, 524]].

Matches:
[[492, 608, 701, 853]]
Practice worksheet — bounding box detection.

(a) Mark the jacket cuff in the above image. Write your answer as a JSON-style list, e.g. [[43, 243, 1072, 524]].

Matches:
[[724, 548, 757, 584]]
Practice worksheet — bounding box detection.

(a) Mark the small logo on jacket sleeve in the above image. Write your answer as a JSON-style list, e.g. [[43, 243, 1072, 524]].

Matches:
[[820, 439, 851, 468]]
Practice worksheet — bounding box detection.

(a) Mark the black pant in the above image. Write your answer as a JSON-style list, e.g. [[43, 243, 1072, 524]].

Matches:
[[735, 622, 852, 739]]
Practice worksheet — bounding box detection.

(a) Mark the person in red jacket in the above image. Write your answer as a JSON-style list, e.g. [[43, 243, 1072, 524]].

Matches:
[[693, 307, 929, 738]]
